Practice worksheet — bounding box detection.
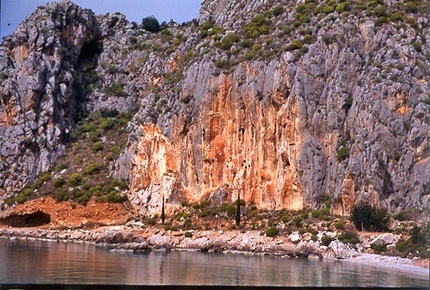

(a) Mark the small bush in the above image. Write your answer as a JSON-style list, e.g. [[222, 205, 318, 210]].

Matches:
[[311, 209, 321, 219], [16, 193, 28, 204], [226, 204, 236, 216], [201, 21, 214, 31], [390, 11, 403, 21], [282, 27, 292, 35], [68, 173, 82, 187], [293, 216, 303, 227], [215, 59, 229, 69], [395, 239, 412, 253], [320, 207, 330, 216], [54, 190, 69, 202], [372, 244, 387, 254], [335, 2, 350, 13], [92, 142, 103, 152], [218, 32, 239, 50], [412, 42, 422, 53], [198, 210, 207, 218], [100, 118, 115, 131], [244, 14, 269, 38], [184, 218, 192, 229], [403, 2, 418, 13], [80, 123, 97, 134], [343, 97, 353, 111], [321, 234, 333, 246], [286, 39, 303, 51], [106, 191, 127, 203], [4, 197, 16, 206], [241, 39, 254, 48], [303, 34, 313, 44], [175, 211, 185, 221], [376, 16, 387, 25], [322, 34, 334, 44], [184, 231, 193, 238], [53, 177, 66, 188], [273, 6, 284, 16], [410, 225, 426, 246], [334, 221, 345, 230], [373, 5, 386, 17], [106, 82, 127, 97], [77, 192, 91, 205], [200, 200, 210, 208], [266, 226, 279, 237], [338, 231, 359, 244], [337, 146, 349, 161], [83, 163, 100, 175]]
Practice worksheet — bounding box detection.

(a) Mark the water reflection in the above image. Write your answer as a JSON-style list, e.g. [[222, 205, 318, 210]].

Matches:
[[0, 238, 428, 287]]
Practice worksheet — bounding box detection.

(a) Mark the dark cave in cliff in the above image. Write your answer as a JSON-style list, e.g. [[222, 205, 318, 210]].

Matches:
[[0, 210, 51, 227], [77, 39, 102, 71]]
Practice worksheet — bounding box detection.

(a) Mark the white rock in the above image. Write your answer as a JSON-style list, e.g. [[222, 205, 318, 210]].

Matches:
[[289, 231, 301, 243], [369, 233, 400, 247]]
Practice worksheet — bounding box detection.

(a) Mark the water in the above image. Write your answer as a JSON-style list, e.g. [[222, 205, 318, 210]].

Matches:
[[0, 238, 428, 287]]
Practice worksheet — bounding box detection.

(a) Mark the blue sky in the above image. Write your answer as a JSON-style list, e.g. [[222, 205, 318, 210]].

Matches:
[[1, 0, 201, 38]]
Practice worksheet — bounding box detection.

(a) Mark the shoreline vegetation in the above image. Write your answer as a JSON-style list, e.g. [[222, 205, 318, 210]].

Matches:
[[1, 225, 428, 279]]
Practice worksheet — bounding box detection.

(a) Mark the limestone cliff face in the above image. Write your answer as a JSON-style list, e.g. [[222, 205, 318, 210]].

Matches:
[[0, 0, 100, 205], [116, 0, 430, 216], [1, 0, 429, 217]]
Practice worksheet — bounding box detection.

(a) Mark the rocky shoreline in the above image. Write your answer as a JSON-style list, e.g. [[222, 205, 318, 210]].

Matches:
[[1, 225, 428, 279]]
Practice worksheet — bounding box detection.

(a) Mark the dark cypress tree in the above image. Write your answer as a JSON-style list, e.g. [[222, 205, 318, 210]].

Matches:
[[161, 194, 165, 225], [235, 191, 241, 226]]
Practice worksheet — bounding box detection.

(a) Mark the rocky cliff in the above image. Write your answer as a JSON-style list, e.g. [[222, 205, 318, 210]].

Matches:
[[0, 0, 101, 204], [0, 0, 429, 217]]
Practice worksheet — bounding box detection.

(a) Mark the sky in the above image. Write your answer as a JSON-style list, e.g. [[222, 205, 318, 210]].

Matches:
[[0, 0, 202, 38]]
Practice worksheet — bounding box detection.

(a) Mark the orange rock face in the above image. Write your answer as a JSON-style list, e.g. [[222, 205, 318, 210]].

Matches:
[[128, 65, 307, 216]]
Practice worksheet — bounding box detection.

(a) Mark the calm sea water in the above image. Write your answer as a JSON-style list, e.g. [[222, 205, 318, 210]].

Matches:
[[0, 238, 428, 287]]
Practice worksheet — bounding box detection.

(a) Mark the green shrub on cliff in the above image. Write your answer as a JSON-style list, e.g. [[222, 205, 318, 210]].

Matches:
[[106, 191, 127, 203], [68, 173, 82, 187], [337, 146, 350, 161], [217, 32, 239, 50], [338, 231, 359, 244], [321, 234, 333, 246], [53, 177, 66, 188], [266, 226, 279, 237]]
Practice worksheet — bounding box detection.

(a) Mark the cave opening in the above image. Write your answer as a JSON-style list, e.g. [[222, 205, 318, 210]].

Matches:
[[0, 210, 51, 227], [77, 39, 102, 71]]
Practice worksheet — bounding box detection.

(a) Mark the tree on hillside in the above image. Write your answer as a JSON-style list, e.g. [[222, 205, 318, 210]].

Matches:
[[350, 203, 390, 232], [142, 15, 160, 32]]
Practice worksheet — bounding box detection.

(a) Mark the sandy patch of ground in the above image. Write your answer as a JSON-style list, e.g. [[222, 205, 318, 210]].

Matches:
[[12, 196, 134, 227]]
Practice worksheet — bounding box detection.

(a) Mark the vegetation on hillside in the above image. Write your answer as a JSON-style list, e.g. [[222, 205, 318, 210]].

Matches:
[[5, 108, 136, 206]]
